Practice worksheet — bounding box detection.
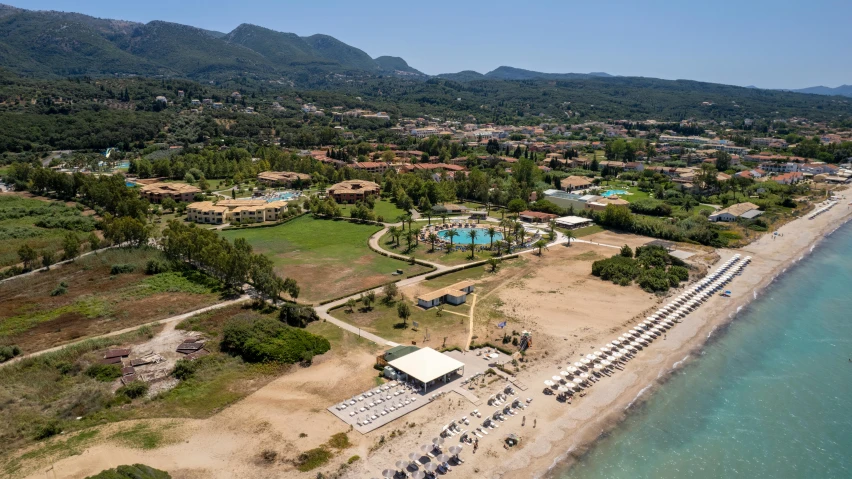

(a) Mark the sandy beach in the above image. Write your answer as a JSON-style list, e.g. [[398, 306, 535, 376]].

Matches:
[[14, 186, 852, 479]]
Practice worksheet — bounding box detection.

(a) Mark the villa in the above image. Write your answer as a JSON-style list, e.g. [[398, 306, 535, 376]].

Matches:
[[139, 182, 200, 203], [519, 211, 558, 223], [708, 202, 762, 222], [416, 280, 475, 309], [560, 176, 593, 192], [187, 199, 289, 224], [327, 180, 381, 204], [257, 171, 311, 186]]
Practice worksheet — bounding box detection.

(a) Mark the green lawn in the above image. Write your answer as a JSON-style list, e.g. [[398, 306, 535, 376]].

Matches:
[[220, 216, 431, 303], [338, 199, 408, 222], [561, 224, 604, 237]]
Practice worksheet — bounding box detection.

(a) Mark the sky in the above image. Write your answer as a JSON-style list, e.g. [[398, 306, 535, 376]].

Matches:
[[12, 0, 852, 89]]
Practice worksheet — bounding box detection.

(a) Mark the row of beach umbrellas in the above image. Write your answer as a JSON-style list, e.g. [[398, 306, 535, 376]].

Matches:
[[545, 255, 752, 395]]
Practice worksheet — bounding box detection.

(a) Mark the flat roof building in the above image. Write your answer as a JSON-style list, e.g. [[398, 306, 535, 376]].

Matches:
[[257, 171, 311, 186], [187, 199, 289, 225], [416, 280, 475, 309], [327, 180, 380, 204], [388, 347, 465, 391]]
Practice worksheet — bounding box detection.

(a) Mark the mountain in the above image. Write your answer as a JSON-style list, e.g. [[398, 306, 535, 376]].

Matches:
[[484, 66, 612, 81], [436, 70, 486, 81], [790, 85, 852, 98], [302, 34, 378, 71], [223, 24, 332, 68], [374, 56, 425, 76]]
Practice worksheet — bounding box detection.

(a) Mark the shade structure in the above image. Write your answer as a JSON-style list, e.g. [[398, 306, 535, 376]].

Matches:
[[552, 375, 562, 382], [382, 469, 395, 478], [580, 372, 590, 379], [560, 370, 570, 377], [396, 460, 408, 470], [568, 366, 578, 374], [568, 382, 580, 390], [557, 386, 569, 393], [437, 454, 450, 464], [544, 380, 555, 387], [388, 347, 464, 388], [411, 471, 426, 479], [572, 377, 583, 385], [581, 358, 592, 366], [574, 361, 584, 369], [423, 462, 438, 473], [586, 354, 597, 361], [448, 445, 462, 455], [602, 360, 612, 367], [601, 345, 612, 352], [409, 452, 420, 461], [433, 437, 444, 446], [593, 364, 603, 371], [611, 340, 621, 346]]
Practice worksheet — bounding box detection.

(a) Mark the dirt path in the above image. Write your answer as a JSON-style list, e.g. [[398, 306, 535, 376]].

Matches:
[[1, 295, 251, 368], [465, 293, 477, 350]]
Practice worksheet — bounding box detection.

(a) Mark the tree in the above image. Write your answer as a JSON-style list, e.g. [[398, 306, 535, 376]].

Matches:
[[363, 290, 376, 310], [404, 230, 414, 252], [388, 225, 400, 246], [383, 282, 398, 304], [161, 197, 177, 213], [487, 226, 498, 249], [428, 233, 438, 252], [397, 301, 411, 327], [534, 239, 548, 256], [714, 151, 732, 172], [41, 250, 55, 269], [620, 244, 634, 258], [62, 233, 81, 260], [346, 297, 357, 313], [547, 219, 557, 241], [488, 257, 501, 272], [563, 230, 575, 246], [87, 232, 101, 251], [467, 228, 478, 259], [444, 229, 458, 250], [507, 198, 526, 216], [17, 244, 38, 270]]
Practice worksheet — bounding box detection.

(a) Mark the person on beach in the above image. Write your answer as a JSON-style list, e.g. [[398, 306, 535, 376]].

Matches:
[[534, 418, 537, 428], [522, 416, 526, 426]]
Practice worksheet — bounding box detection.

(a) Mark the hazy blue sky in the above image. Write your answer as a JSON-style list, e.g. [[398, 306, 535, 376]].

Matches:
[[14, 0, 852, 89]]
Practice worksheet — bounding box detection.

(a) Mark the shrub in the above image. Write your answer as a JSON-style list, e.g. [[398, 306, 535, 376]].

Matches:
[[221, 316, 331, 364], [296, 447, 332, 472], [85, 363, 122, 382], [327, 432, 351, 449], [85, 464, 171, 479], [261, 449, 278, 463], [0, 344, 21, 362], [620, 244, 633, 258], [34, 420, 62, 440], [278, 303, 320, 328], [347, 455, 360, 464], [116, 380, 148, 399], [110, 264, 136, 275], [145, 260, 169, 275], [629, 198, 673, 216], [171, 359, 197, 381]]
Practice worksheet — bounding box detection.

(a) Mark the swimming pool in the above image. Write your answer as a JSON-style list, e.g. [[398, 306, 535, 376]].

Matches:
[[437, 227, 503, 245], [266, 191, 299, 202], [601, 189, 628, 197]]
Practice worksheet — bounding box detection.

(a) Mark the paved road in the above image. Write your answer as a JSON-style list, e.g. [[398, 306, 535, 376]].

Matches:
[[0, 295, 251, 368]]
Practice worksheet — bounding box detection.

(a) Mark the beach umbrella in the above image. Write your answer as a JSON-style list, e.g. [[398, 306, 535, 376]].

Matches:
[[581, 358, 591, 366], [544, 380, 555, 387], [602, 360, 612, 368], [560, 370, 570, 377], [411, 471, 425, 479], [420, 444, 432, 454], [558, 386, 569, 393], [580, 372, 590, 379], [552, 375, 562, 382], [574, 361, 584, 369], [568, 366, 578, 374], [423, 462, 437, 473], [409, 452, 420, 462], [572, 377, 583, 385], [601, 345, 612, 352], [448, 445, 462, 456], [437, 454, 450, 464], [594, 364, 603, 371], [433, 437, 444, 446], [586, 354, 597, 360], [397, 460, 408, 470], [630, 341, 641, 348], [593, 351, 603, 358], [382, 469, 394, 478]]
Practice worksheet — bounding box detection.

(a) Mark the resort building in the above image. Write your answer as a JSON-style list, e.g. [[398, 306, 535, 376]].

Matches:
[[586, 197, 630, 211], [327, 180, 380, 204], [708, 202, 762, 222], [560, 176, 594, 192], [518, 211, 558, 223], [416, 280, 475, 309], [555, 216, 594, 229], [257, 171, 311, 186], [432, 203, 469, 215], [186, 199, 289, 224], [139, 182, 201, 203]]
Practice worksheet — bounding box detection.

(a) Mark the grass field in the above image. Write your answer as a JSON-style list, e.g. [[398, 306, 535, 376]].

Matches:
[[0, 248, 226, 354], [220, 216, 431, 303], [338, 199, 408, 222], [0, 195, 94, 268]]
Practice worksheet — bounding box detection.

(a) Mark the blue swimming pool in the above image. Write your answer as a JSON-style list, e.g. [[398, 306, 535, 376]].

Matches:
[[437, 227, 503, 245], [266, 191, 298, 202], [601, 189, 628, 197]]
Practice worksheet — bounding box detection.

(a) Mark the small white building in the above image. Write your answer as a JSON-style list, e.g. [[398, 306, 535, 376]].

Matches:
[[708, 202, 761, 222], [416, 280, 475, 309]]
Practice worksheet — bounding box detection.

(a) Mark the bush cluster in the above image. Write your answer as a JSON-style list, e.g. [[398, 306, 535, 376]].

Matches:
[[110, 263, 136, 275], [221, 316, 330, 364], [0, 344, 21, 362], [592, 245, 689, 292]]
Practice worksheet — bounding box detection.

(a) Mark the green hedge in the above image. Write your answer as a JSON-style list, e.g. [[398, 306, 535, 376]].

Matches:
[[221, 316, 330, 364]]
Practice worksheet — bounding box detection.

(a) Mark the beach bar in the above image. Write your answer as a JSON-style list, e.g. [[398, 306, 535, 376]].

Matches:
[[388, 347, 465, 392]]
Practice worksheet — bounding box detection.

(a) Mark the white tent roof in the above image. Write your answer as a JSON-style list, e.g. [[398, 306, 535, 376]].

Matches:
[[388, 347, 465, 384]]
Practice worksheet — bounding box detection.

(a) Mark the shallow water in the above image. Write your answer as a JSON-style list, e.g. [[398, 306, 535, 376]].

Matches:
[[558, 222, 852, 479]]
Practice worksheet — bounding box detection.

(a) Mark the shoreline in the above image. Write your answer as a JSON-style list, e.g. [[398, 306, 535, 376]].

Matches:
[[483, 187, 852, 479]]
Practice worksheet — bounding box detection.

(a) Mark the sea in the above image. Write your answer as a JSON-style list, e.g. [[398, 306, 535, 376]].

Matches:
[[555, 221, 852, 479]]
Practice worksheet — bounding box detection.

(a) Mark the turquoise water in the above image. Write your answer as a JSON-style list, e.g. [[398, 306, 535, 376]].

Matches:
[[558, 221, 852, 479], [125, 181, 136, 187], [267, 191, 297, 202], [437, 227, 503, 245], [601, 189, 628, 197]]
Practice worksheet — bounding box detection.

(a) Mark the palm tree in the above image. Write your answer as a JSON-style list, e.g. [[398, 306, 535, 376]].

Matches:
[[467, 228, 478, 259], [445, 229, 458, 251], [405, 230, 414, 253], [488, 257, 500, 272], [425, 210, 433, 226], [487, 226, 497, 250], [563, 230, 575, 246], [388, 226, 399, 246], [440, 214, 448, 225], [547, 219, 557, 242], [534, 239, 548, 256], [429, 233, 438, 252], [513, 221, 525, 246], [405, 214, 414, 233]]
